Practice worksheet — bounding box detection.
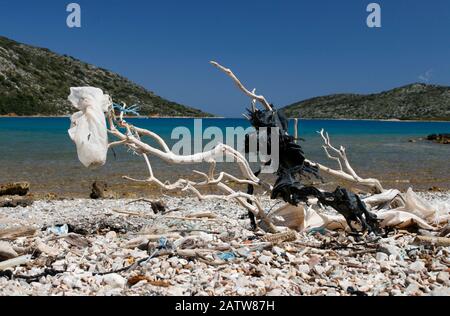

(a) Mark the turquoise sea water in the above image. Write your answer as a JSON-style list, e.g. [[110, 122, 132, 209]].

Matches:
[[0, 117, 449, 196]]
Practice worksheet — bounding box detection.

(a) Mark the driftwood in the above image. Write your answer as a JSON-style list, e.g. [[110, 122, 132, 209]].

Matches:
[[0, 241, 18, 260], [48, 233, 91, 248], [35, 239, 60, 257], [0, 227, 37, 240], [311, 130, 384, 194], [127, 275, 170, 287], [412, 236, 450, 247], [0, 182, 30, 196], [0, 254, 32, 271], [440, 223, 450, 237], [164, 215, 218, 222], [262, 230, 297, 244], [186, 212, 217, 219]]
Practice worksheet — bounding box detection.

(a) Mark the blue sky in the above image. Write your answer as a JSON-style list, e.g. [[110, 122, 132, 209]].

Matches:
[[0, 0, 449, 116]]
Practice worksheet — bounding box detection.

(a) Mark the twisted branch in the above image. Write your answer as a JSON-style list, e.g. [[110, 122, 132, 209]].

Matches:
[[210, 61, 272, 111], [307, 129, 384, 194]]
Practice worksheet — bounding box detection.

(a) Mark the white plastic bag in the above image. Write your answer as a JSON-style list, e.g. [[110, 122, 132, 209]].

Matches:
[[68, 87, 110, 168]]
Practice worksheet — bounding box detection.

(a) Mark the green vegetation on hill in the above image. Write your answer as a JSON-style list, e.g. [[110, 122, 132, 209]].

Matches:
[[283, 83, 450, 121], [0, 36, 211, 117]]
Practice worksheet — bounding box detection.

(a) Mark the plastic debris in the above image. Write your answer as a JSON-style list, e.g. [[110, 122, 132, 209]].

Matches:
[[68, 87, 110, 168], [217, 252, 236, 262], [347, 287, 368, 296], [158, 237, 169, 249], [113, 103, 140, 116], [308, 227, 327, 235], [46, 224, 69, 236]]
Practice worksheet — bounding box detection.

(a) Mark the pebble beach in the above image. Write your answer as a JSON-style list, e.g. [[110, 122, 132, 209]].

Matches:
[[0, 193, 449, 296]]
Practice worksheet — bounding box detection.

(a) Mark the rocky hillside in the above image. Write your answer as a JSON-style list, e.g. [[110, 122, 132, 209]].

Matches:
[[283, 83, 450, 120], [0, 36, 211, 117]]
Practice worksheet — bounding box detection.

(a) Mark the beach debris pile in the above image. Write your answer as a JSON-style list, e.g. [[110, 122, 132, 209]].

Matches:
[[0, 196, 449, 296], [63, 61, 448, 236], [242, 103, 380, 233]]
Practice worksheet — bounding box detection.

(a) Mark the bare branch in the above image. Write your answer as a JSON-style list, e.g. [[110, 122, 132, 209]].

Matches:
[[210, 61, 273, 111], [310, 129, 384, 194]]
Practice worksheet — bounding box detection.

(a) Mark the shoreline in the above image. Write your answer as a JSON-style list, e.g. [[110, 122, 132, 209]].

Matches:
[[1, 115, 449, 122], [287, 117, 450, 123]]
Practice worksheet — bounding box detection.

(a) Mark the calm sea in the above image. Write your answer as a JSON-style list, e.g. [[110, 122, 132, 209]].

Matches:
[[1, 117, 449, 197]]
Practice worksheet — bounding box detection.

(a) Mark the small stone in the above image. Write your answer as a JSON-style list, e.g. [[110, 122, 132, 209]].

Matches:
[[258, 254, 272, 264], [62, 276, 82, 289], [376, 252, 389, 262], [405, 283, 420, 295], [272, 246, 284, 256], [235, 247, 250, 258], [167, 257, 179, 268], [390, 289, 403, 296], [308, 255, 321, 267], [266, 288, 283, 296], [409, 261, 426, 273], [105, 231, 117, 240], [314, 265, 325, 275], [431, 287, 450, 296], [436, 272, 449, 285], [297, 264, 311, 275], [161, 261, 170, 270], [52, 260, 66, 271], [103, 273, 126, 289], [338, 280, 353, 291], [326, 288, 337, 296], [167, 286, 185, 296], [379, 244, 403, 260], [380, 261, 391, 272]]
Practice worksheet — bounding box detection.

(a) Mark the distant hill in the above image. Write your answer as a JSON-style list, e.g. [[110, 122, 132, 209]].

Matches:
[[0, 36, 211, 117], [283, 83, 450, 121]]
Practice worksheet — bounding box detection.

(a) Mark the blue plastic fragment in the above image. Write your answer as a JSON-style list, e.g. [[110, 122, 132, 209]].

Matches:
[[158, 237, 168, 249], [218, 252, 236, 261], [46, 224, 69, 236], [307, 227, 327, 235], [113, 103, 140, 116]]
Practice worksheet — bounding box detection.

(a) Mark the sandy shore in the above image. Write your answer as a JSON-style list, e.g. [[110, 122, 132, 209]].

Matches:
[[0, 193, 449, 296]]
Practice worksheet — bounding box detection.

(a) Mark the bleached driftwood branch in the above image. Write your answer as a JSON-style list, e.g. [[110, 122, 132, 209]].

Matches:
[[306, 129, 384, 194], [106, 112, 279, 233], [210, 61, 273, 111], [90, 61, 447, 234]]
